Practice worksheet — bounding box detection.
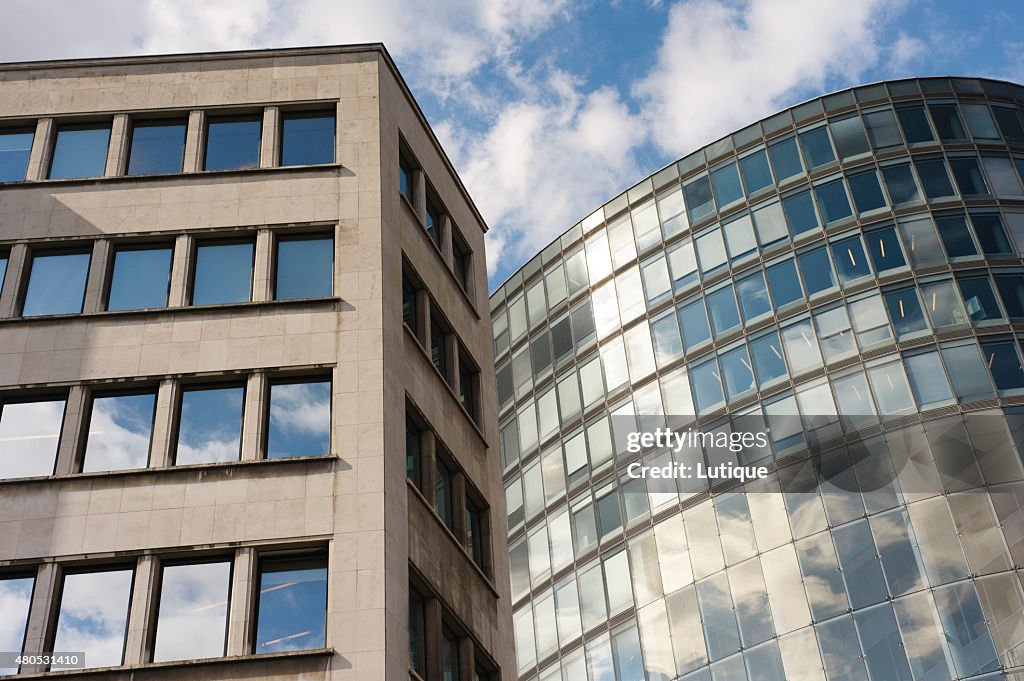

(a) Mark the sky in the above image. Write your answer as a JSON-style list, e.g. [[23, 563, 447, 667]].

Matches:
[[1, 1, 1022, 290]]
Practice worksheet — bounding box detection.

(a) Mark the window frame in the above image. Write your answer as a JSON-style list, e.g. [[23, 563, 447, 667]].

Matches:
[[189, 236, 257, 307], [277, 108, 336, 167], [50, 563, 136, 669], [105, 240, 175, 312], [262, 374, 333, 460], [151, 556, 234, 663], [250, 549, 329, 655], [80, 386, 159, 473], [47, 120, 112, 180], [271, 230, 335, 301], [124, 116, 188, 176], [172, 381, 247, 467], [202, 113, 263, 172], [20, 245, 92, 317]]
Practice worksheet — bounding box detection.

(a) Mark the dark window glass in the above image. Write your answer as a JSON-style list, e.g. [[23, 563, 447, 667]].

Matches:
[[830, 116, 870, 159], [720, 345, 755, 400], [865, 227, 906, 272], [275, 235, 333, 300], [962, 103, 999, 139], [459, 352, 478, 421], [54, 568, 133, 668], [0, 258, 7, 292], [798, 127, 835, 168], [409, 587, 426, 675], [782, 190, 820, 236], [896, 106, 935, 144], [551, 316, 572, 363], [176, 386, 243, 465], [982, 340, 1024, 392], [126, 119, 186, 175], [108, 245, 172, 311], [431, 316, 448, 379], [453, 238, 471, 292], [881, 164, 921, 204], [683, 175, 714, 223], [711, 162, 743, 207], [0, 129, 33, 182], [815, 179, 853, 224], [915, 159, 956, 199], [442, 627, 459, 681], [863, 109, 903, 149], [399, 153, 414, 202], [929, 104, 967, 141], [766, 258, 803, 307], [0, 398, 65, 479], [0, 576, 33, 675], [736, 271, 772, 321], [83, 392, 156, 472], [707, 286, 740, 335], [425, 198, 442, 247], [192, 241, 254, 305], [768, 137, 803, 181], [831, 236, 871, 284], [885, 289, 928, 338], [847, 171, 887, 213], [23, 251, 90, 316], [739, 150, 773, 194], [958, 276, 1004, 324], [679, 299, 711, 351], [993, 108, 1024, 143], [254, 555, 327, 653], [949, 157, 989, 196], [936, 215, 979, 257], [204, 115, 261, 171], [49, 123, 110, 179], [750, 332, 787, 386], [571, 300, 595, 349], [971, 213, 1013, 255], [280, 111, 334, 166], [406, 414, 422, 489], [436, 456, 454, 531], [596, 488, 622, 539], [466, 499, 485, 568], [403, 274, 419, 333], [995, 274, 1024, 319], [153, 561, 231, 662], [267, 379, 331, 458], [798, 247, 836, 296]]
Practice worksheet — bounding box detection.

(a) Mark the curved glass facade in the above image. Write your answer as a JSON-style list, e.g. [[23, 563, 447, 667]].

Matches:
[[491, 77, 1024, 681]]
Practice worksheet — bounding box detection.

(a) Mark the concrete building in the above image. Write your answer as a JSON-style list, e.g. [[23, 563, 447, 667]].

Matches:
[[492, 77, 1024, 681], [0, 45, 512, 681]]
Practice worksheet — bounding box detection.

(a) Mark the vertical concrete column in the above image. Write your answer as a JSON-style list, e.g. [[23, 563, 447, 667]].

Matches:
[[167, 233, 194, 308], [252, 228, 274, 302], [123, 555, 157, 665], [421, 429, 437, 506], [25, 118, 54, 181], [53, 385, 88, 476], [182, 110, 206, 173], [104, 113, 130, 177], [149, 379, 180, 468], [413, 168, 427, 223], [440, 214, 454, 265], [424, 597, 442, 681], [240, 372, 267, 461], [458, 637, 474, 681], [0, 243, 28, 318], [81, 239, 111, 313], [260, 106, 279, 168], [20, 563, 60, 673], [226, 547, 256, 656]]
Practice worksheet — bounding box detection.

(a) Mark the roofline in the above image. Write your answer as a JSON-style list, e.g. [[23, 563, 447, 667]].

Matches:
[[0, 43, 491, 236]]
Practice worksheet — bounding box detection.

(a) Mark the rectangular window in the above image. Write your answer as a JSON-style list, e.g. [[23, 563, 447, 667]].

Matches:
[[192, 240, 254, 305], [53, 567, 134, 668], [993, 107, 1024, 143], [896, 106, 935, 144], [175, 385, 244, 465], [107, 244, 173, 311], [830, 116, 870, 160], [0, 575, 33, 675], [0, 128, 34, 182], [442, 626, 460, 681], [929, 104, 967, 141], [691, 358, 725, 414], [204, 115, 261, 171], [847, 170, 887, 213], [904, 349, 954, 408], [739, 149, 773, 195], [466, 498, 486, 569], [403, 272, 420, 335], [280, 110, 335, 166], [83, 391, 156, 472], [782, 190, 820, 236], [22, 250, 90, 316], [707, 285, 741, 335], [921, 280, 968, 328], [425, 194, 443, 248], [126, 119, 186, 175], [936, 215, 978, 258], [814, 179, 853, 224], [667, 240, 698, 291], [797, 247, 837, 296], [798, 126, 836, 169], [711, 162, 743, 207], [274, 234, 333, 300], [723, 214, 757, 262], [831, 235, 871, 284], [436, 454, 454, 531], [400, 151, 415, 203], [915, 159, 957, 200], [949, 157, 989, 196], [815, 305, 856, 362], [753, 201, 788, 246], [459, 349, 479, 422], [266, 379, 331, 458], [768, 136, 803, 181], [153, 561, 231, 662], [49, 122, 111, 179], [683, 174, 714, 223], [410, 585, 427, 675], [881, 164, 921, 205], [406, 411, 423, 489], [885, 288, 928, 338], [865, 227, 906, 272], [736, 271, 772, 321], [679, 298, 712, 351], [863, 109, 903, 149], [695, 228, 727, 274], [766, 258, 803, 308], [750, 331, 787, 386], [0, 256, 7, 292], [254, 554, 327, 653], [962, 103, 1000, 140], [431, 313, 449, 380], [899, 216, 945, 267], [453, 234, 472, 293], [958, 276, 1005, 324], [0, 398, 66, 479]]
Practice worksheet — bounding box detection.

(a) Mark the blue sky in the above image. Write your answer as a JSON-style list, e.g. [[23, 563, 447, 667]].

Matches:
[[1, 0, 1022, 290]]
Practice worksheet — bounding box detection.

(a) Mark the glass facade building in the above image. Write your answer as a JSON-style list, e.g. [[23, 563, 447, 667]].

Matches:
[[492, 77, 1024, 681]]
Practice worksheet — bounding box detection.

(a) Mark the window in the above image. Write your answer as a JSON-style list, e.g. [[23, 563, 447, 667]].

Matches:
[[175, 385, 244, 465], [406, 413, 423, 489], [782, 190, 820, 236], [0, 128, 34, 182], [996, 274, 1024, 319], [254, 554, 327, 653], [691, 358, 725, 414], [936, 215, 978, 258], [898, 217, 944, 267], [881, 164, 921, 205], [53, 568, 133, 668], [915, 159, 956, 200], [453, 234, 472, 293], [83, 391, 156, 472], [410, 586, 426, 675], [204, 115, 261, 171], [679, 298, 711, 351], [962, 103, 999, 139], [459, 348, 479, 421], [815, 305, 856, 361], [0, 575, 33, 675], [720, 345, 756, 400], [949, 157, 989, 196], [782, 318, 823, 374], [863, 109, 903, 149], [0, 397, 66, 479], [153, 561, 231, 662], [885, 288, 928, 339], [192, 240, 254, 305], [994, 107, 1024, 142], [971, 213, 1013, 255], [466, 497, 486, 569], [723, 214, 757, 262], [275, 234, 333, 300], [442, 626, 460, 681], [982, 156, 1024, 196], [22, 250, 90, 316], [958, 276, 1004, 324], [799, 126, 835, 169], [280, 110, 334, 166], [896, 106, 935, 144], [830, 116, 870, 159], [847, 170, 887, 213], [904, 349, 954, 408], [982, 340, 1024, 393], [431, 313, 449, 380], [752, 201, 787, 246], [865, 227, 906, 272], [849, 294, 893, 346], [657, 186, 688, 236], [49, 122, 110, 179], [684, 174, 714, 223], [107, 244, 173, 311], [425, 194, 443, 248], [768, 137, 803, 181], [814, 179, 853, 224], [126, 119, 186, 175], [707, 286, 740, 335], [711, 162, 743, 207], [436, 454, 455, 531], [929, 104, 967, 141], [830, 236, 871, 284], [695, 228, 727, 274], [404, 273, 421, 335], [400, 150, 415, 203], [766, 258, 803, 307], [740, 150, 773, 194], [667, 240, 698, 290], [266, 379, 331, 458], [736, 271, 772, 321], [750, 332, 787, 386], [0, 255, 7, 292], [797, 247, 836, 296], [921, 280, 968, 328]]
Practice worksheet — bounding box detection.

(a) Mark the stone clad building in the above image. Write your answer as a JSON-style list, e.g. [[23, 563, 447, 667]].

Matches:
[[0, 45, 512, 681]]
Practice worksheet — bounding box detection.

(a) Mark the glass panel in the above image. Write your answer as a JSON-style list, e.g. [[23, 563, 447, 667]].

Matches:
[[668, 240, 699, 291], [870, 508, 926, 596], [0, 129, 33, 182], [830, 116, 870, 159], [797, 247, 836, 296], [782, 191, 820, 236], [796, 533, 849, 620], [949, 157, 989, 196], [723, 215, 757, 262], [720, 346, 756, 400], [175, 386, 243, 465], [881, 163, 921, 204], [729, 558, 774, 646], [0, 576, 33, 675], [692, 358, 725, 414], [696, 229, 727, 274], [929, 104, 967, 141], [817, 615, 870, 681], [266, 380, 331, 458], [854, 604, 913, 681], [607, 215, 637, 269], [153, 561, 231, 662], [830, 236, 870, 284], [897, 106, 935, 144], [933, 581, 1000, 677], [893, 592, 955, 681], [684, 175, 715, 223], [921, 280, 968, 328], [815, 305, 855, 362], [254, 556, 327, 653], [849, 294, 893, 346], [740, 150, 773, 194], [49, 123, 110, 179], [936, 215, 978, 257], [847, 171, 887, 214], [765, 258, 802, 307], [781, 319, 823, 374], [53, 569, 133, 668], [204, 115, 261, 171], [736, 272, 771, 321], [642, 256, 672, 305], [995, 274, 1024, 319], [885, 288, 928, 338], [555, 576, 582, 646], [127, 119, 186, 175], [972, 213, 1013, 255], [915, 159, 957, 200], [0, 399, 65, 478], [83, 392, 156, 472], [280, 111, 334, 166], [711, 163, 743, 207], [898, 217, 944, 267], [982, 340, 1024, 392], [752, 201, 787, 247], [942, 342, 994, 401], [768, 137, 803, 181], [658, 186, 689, 237], [107, 246, 172, 311], [275, 236, 333, 300], [833, 520, 887, 608], [864, 109, 903, 149], [651, 311, 682, 366], [958, 276, 1004, 324], [707, 286, 740, 334], [904, 349, 955, 408], [814, 179, 852, 224], [514, 606, 535, 672], [697, 572, 740, 661], [750, 332, 787, 386], [192, 241, 254, 305], [679, 299, 712, 351], [982, 156, 1024, 196], [864, 227, 906, 272], [23, 251, 90, 316], [962, 103, 999, 139], [799, 127, 835, 169]]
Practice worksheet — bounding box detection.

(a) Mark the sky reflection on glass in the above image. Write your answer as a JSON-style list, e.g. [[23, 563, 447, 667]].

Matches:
[[275, 237, 333, 300], [107, 247, 172, 311], [255, 562, 327, 653], [175, 387, 243, 465], [280, 112, 334, 166], [49, 125, 110, 179], [153, 562, 230, 662], [22, 252, 90, 316], [0, 130, 33, 182], [267, 381, 331, 458], [192, 242, 253, 306], [0, 399, 65, 478], [83, 393, 156, 472], [0, 576, 33, 675], [126, 120, 186, 175], [53, 569, 133, 668], [204, 117, 260, 171]]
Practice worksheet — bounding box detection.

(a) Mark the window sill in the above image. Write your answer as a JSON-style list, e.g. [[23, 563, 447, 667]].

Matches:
[[0, 163, 345, 190], [0, 296, 342, 324]]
